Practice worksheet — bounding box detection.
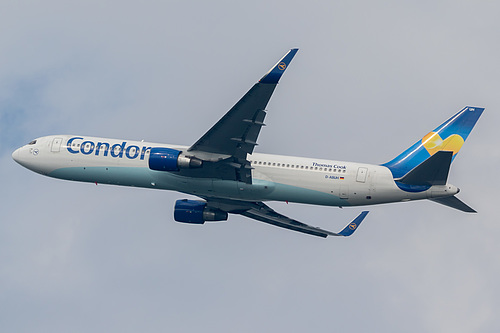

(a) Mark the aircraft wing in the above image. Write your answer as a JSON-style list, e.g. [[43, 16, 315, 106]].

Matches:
[[206, 199, 368, 238], [186, 49, 298, 183]]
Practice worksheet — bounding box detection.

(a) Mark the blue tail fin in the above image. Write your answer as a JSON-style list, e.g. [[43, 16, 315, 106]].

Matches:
[[382, 106, 484, 178]]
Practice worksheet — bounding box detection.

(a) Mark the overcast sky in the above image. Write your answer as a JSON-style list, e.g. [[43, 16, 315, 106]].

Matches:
[[1, 1, 499, 332]]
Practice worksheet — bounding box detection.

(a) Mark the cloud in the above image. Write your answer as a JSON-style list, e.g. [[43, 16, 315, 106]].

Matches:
[[1, 1, 499, 332]]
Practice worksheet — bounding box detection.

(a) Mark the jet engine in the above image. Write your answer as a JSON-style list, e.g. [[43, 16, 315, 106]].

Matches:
[[149, 147, 202, 172], [174, 199, 228, 224]]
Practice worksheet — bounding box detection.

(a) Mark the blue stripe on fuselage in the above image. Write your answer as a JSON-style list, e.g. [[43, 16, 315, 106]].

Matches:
[[66, 137, 152, 160]]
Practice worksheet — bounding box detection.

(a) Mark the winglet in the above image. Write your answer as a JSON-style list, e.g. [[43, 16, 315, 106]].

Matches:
[[259, 48, 298, 84], [337, 211, 369, 236]]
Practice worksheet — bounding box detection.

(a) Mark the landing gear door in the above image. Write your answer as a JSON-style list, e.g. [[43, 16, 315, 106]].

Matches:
[[339, 185, 349, 199], [51, 137, 63, 152]]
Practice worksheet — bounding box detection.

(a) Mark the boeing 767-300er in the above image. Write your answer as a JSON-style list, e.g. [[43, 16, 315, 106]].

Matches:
[[12, 49, 484, 238]]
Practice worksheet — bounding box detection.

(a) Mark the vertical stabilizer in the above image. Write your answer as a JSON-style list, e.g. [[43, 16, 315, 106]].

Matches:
[[382, 106, 484, 178]]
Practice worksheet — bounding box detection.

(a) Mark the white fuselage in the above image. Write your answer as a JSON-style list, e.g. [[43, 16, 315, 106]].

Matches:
[[12, 135, 460, 207]]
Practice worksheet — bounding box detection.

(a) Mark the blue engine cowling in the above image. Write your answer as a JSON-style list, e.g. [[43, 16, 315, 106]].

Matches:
[[174, 199, 228, 224], [149, 147, 202, 172]]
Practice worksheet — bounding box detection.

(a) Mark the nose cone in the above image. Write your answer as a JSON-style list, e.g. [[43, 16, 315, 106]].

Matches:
[[12, 147, 21, 164], [11, 138, 54, 175], [12, 145, 34, 170]]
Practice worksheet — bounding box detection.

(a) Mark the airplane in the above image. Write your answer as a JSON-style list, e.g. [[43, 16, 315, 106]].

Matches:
[[12, 49, 484, 238]]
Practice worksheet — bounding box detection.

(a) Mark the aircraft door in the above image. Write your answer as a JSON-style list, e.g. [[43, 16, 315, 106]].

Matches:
[[51, 137, 63, 152], [356, 167, 368, 183]]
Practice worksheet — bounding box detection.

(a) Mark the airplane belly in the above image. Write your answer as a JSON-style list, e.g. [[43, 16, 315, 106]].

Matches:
[[181, 178, 275, 201], [48, 166, 158, 188], [252, 169, 350, 206]]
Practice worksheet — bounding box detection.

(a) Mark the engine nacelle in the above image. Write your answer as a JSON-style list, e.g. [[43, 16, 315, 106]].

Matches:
[[149, 147, 202, 172], [174, 199, 228, 224]]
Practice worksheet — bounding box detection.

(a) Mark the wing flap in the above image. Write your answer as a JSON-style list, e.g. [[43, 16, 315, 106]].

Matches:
[[188, 86, 273, 158], [242, 205, 368, 238], [241, 206, 334, 238], [205, 199, 368, 238]]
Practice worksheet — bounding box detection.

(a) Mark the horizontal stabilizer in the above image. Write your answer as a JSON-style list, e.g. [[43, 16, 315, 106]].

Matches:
[[430, 196, 477, 213], [398, 151, 453, 186]]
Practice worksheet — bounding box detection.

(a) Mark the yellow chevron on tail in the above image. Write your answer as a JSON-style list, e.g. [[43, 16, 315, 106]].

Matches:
[[422, 132, 464, 156]]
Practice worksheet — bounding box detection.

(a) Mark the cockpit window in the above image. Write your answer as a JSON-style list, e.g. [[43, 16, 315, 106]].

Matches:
[[28, 140, 37, 145]]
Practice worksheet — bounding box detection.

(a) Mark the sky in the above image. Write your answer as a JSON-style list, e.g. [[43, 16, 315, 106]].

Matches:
[[1, 1, 499, 332]]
